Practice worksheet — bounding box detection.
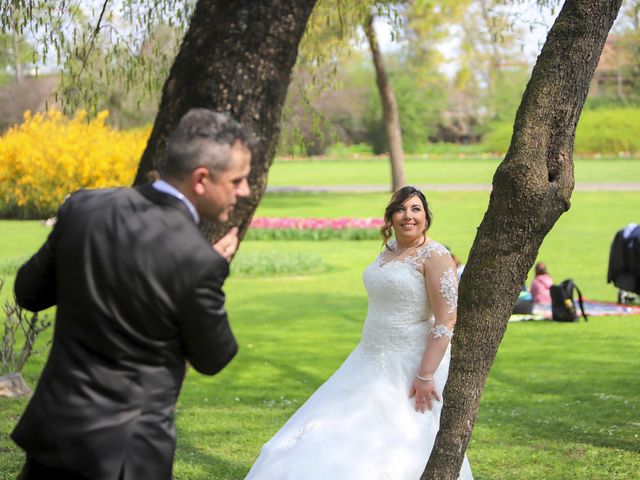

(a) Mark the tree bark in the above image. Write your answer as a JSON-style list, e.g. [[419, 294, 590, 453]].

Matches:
[[12, 30, 23, 83], [11, 11, 23, 84], [363, 15, 405, 192], [422, 1, 622, 478], [133, 0, 318, 243]]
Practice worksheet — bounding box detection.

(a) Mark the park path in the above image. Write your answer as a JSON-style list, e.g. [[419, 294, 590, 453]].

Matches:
[[267, 183, 640, 193]]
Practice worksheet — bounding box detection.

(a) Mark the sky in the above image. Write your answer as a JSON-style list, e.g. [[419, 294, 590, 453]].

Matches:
[[372, 1, 559, 78]]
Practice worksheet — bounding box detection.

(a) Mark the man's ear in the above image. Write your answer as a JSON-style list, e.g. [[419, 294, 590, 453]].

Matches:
[[191, 167, 209, 196]]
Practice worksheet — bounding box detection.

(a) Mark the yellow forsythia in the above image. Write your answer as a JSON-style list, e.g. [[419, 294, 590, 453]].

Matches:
[[0, 110, 150, 218]]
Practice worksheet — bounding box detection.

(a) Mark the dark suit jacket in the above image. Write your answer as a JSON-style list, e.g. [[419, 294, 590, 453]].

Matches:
[[12, 185, 238, 480]]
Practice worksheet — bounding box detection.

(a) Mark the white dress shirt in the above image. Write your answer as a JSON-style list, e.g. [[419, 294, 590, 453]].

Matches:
[[151, 179, 200, 223]]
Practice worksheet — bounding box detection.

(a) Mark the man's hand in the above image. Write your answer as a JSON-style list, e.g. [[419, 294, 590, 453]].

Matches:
[[213, 227, 239, 261]]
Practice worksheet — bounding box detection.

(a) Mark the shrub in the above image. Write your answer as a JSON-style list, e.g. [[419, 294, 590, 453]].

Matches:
[[574, 107, 640, 153], [231, 251, 324, 276], [482, 107, 640, 154], [480, 121, 511, 154], [325, 142, 374, 157], [1, 278, 51, 374], [0, 110, 148, 219]]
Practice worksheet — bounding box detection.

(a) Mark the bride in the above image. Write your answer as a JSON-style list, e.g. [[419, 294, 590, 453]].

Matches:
[[245, 186, 473, 479]]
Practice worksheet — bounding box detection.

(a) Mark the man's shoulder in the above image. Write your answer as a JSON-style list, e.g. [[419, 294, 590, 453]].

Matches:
[[64, 187, 135, 207]]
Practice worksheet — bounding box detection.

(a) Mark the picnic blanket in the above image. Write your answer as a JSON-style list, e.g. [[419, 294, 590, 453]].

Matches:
[[509, 300, 640, 322]]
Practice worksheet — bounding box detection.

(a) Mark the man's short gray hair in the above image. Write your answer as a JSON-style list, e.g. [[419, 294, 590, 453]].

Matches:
[[160, 108, 252, 180]]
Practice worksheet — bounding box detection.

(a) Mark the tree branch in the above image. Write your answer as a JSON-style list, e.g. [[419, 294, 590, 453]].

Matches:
[[75, 0, 110, 80]]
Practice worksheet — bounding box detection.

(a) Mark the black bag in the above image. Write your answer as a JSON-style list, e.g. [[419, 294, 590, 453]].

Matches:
[[550, 279, 588, 322]]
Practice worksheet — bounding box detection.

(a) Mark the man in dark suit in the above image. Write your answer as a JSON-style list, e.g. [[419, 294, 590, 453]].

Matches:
[[12, 108, 252, 480]]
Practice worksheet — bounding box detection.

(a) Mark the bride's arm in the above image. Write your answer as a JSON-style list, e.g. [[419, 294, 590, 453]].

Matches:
[[410, 251, 458, 412]]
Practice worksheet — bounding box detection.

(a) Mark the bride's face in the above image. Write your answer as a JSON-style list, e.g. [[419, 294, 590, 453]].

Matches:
[[391, 195, 427, 243]]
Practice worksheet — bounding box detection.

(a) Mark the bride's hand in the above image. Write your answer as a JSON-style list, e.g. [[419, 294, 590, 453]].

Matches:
[[409, 377, 441, 413]]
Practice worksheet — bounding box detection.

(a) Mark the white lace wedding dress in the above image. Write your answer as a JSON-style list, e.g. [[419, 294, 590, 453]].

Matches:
[[245, 240, 473, 479]]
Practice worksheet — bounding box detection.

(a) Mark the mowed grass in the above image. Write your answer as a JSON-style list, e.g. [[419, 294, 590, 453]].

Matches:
[[1, 186, 639, 479], [267, 156, 640, 186]]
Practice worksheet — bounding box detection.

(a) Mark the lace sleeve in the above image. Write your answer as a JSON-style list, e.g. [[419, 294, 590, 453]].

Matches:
[[414, 246, 458, 379], [423, 250, 458, 339]]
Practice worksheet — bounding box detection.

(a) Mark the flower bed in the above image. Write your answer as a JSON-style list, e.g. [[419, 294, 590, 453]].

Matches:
[[245, 217, 384, 241]]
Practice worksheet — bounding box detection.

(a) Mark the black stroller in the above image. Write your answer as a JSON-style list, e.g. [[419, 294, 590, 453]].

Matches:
[[608, 224, 640, 305]]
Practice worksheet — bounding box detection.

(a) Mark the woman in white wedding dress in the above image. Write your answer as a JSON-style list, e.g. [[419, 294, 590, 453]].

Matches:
[[245, 186, 473, 480]]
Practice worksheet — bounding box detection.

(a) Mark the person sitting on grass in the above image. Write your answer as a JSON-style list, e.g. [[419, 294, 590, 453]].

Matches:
[[531, 261, 554, 304]]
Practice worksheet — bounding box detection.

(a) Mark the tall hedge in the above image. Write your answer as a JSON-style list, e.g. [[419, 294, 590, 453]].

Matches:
[[483, 107, 640, 154]]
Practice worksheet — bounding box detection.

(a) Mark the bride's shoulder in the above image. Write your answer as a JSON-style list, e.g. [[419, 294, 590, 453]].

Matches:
[[417, 239, 451, 261], [375, 239, 395, 262]]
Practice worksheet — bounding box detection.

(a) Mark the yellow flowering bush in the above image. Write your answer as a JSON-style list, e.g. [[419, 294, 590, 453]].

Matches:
[[0, 110, 150, 218]]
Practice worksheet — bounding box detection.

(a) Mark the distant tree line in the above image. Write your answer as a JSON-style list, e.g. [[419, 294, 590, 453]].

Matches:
[[1, 1, 638, 154]]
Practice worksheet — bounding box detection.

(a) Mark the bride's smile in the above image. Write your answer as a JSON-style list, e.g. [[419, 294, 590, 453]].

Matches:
[[392, 194, 428, 248]]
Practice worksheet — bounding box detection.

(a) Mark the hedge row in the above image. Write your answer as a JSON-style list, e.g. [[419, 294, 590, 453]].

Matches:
[[483, 107, 640, 154]]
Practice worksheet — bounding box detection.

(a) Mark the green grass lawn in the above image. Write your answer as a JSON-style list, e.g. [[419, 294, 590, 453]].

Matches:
[[267, 156, 640, 186], [1, 186, 639, 479]]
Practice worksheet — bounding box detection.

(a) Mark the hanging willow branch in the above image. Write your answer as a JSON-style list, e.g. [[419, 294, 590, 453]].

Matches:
[[0, 0, 195, 116], [0, 0, 410, 119]]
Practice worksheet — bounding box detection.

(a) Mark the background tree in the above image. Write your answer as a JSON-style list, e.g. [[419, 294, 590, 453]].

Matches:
[[60, 22, 182, 128], [405, 1, 473, 144], [131, 0, 319, 243], [0, 10, 47, 132], [602, 0, 640, 104], [423, 0, 622, 477], [0, 0, 194, 121], [364, 13, 405, 191], [0, 29, 56, 132], [456, 0, 532, 126], [276, 0, 373, 156], [0, 31, 32, 85]]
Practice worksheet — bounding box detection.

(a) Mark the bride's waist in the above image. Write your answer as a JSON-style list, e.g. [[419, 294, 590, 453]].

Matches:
[[359, 320, 430, 353]]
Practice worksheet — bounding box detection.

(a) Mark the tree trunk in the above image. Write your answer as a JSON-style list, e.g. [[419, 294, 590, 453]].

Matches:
[[422, 1, 622, 478], [479, 0, 503, 119], [0, 373, 32, 398], [12, 15, 23, 83], [363, 15, 405, 192], [133, 0, 318, 243]]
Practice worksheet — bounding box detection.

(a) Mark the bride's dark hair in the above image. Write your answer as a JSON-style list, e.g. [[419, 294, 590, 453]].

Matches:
[[380, 186, 432, 249]]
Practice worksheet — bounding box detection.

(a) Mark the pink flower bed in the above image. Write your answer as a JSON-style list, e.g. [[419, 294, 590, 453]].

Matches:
[[250, 217, 384, 230]]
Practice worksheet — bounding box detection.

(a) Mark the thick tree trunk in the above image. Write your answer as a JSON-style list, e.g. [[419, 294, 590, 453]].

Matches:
[[133, 0, 317, 243], [363, 15, 405, 192], [422, 1, 622, 478]]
